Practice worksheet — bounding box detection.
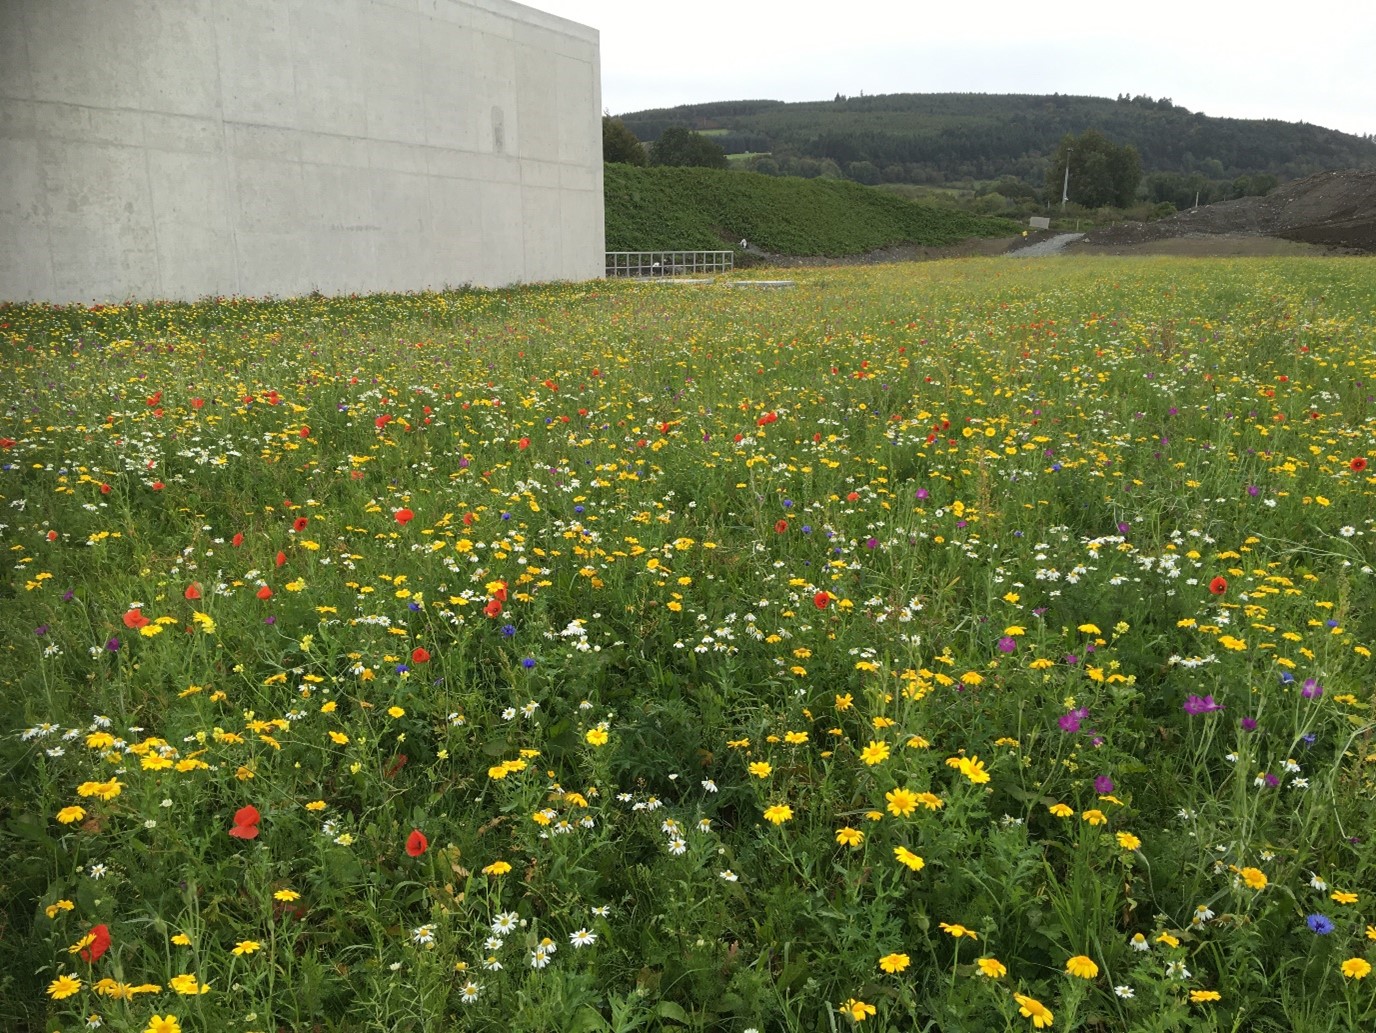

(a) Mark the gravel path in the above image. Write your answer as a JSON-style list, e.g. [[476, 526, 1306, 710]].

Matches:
[[1008, 232, 1085, 257]]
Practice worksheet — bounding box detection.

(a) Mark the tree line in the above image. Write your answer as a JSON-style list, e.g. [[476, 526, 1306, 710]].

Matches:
[[610, 92, 1376, 203]]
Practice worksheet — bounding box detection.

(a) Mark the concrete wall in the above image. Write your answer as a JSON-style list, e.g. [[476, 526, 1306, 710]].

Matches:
[[0, 0, 603, 303]]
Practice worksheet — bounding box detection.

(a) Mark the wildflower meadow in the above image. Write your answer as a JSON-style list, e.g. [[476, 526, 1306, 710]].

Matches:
[[3, 257, 1375, 1033]]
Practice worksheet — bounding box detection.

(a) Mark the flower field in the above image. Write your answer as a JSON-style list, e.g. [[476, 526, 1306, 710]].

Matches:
[[4, 257, 1375, 1033]]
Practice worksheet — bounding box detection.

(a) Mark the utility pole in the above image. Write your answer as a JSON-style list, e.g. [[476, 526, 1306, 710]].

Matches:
[[1061, 150, 1072, 211]]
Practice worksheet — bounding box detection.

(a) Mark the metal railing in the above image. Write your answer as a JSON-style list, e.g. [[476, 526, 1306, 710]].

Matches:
[[605, 251, 734, 278]]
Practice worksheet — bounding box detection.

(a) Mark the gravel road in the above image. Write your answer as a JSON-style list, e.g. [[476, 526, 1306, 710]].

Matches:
[[1008, 232, 1086, 257]]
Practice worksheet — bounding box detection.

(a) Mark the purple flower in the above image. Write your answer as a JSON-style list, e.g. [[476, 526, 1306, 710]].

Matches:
[[1263, 773, 1280, 788], [105, 637, 120, 651], [1060, 707, 1088, 733], [1240, 716, 1258, 732], [915, 488, 929, 500], [1117, 522, 1130, 534], [1183, 694, 1224, 715], [997, 636, 1017, 653], [35, 625, 48, 636], [1094, 775, 1115, 795], [865, 537, 878, 549], [1301, 679, 1322, 700]]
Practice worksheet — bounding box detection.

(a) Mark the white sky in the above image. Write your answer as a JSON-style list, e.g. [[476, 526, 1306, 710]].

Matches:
[[532, 0, 1374, 138]]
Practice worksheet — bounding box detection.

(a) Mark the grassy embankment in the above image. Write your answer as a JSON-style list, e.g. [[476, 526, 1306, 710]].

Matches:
[[604, 164, 1018, 255]]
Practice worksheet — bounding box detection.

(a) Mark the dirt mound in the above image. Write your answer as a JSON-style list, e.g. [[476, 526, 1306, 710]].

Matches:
[[1078, 169, 1376, 252]]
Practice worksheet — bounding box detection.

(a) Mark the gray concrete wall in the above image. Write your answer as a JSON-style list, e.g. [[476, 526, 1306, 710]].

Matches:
[[0, 0, 603, 303]]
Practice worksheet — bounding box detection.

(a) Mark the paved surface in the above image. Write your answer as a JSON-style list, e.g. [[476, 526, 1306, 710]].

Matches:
[[1008, 232, 1086, 257]]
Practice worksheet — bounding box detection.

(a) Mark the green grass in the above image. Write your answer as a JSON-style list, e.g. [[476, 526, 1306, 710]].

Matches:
[[4, 257, 1376, 1033], [604, 164, 1018, 254]]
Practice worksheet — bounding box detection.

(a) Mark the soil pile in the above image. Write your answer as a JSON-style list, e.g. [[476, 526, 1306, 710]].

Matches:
[[1079, 169, 1376, 252]]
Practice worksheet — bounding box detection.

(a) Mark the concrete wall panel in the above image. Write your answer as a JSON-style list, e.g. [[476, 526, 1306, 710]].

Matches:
[[215, 0, 299, 128], [0, 0, 603, 302]]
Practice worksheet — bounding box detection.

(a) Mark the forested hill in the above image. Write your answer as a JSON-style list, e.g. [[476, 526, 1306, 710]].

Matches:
[[617, 93, 1376, 186]]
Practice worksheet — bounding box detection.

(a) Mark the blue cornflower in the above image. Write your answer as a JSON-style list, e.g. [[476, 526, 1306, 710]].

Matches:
[[501, 624, 516, 637], [521, 657, 536, 669], [1307, 914, 1335, 935]]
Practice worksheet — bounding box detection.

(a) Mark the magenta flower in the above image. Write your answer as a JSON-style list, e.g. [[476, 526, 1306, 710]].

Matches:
[[997, 636, 1017, 653], [1059, 707, 1088, 733], [1183, 694, 1224, 715]]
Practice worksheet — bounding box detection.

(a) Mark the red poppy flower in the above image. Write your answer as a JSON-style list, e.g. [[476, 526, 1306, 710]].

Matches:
[[184, 583, 202, 600], [80, 924, 111, 963], [518, 437, 530, 450], [375, 414, 391, 429], [395, 508, 414, 525], [275, 551, 287, 568], [405, 829, 428, 857], [0, 438, 14, 448], [100, 482, 112, 494], [229, 804, 261, 839], [411, 647, 430, 664], [151, 481, 164, 491], [256, 585, 273, 600], [298, 426, 310, 438], [484, 599, 503, 618], [1353, 457, 1369, 473], [122, 608, 150, 629], [774, 519, 789, 533], [1209, 576, 1228, 595], [292, 517, 308, 532], [491, 582, 508, 603], [846, 492, 860, 502], [190, 397, 204, 409], [233, 804, 260, 827], [47, 530, 58, 541], [813, 591, 830, 610], [231, 532, 244, 547]]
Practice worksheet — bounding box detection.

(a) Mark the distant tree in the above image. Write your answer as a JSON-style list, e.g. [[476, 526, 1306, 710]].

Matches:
[[649, 126, 728, 169], [846, 160, 881, 185], [1046, 130, 1141, 208], [603, 117, 647, 165]]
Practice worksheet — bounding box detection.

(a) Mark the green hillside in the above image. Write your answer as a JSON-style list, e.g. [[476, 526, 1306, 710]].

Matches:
[[604, 164, 1018, 255], [618, 93, 1376, 190]]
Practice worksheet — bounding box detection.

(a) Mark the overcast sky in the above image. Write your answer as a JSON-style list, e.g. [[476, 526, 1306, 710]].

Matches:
[[532, 0, 1374, 138]]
